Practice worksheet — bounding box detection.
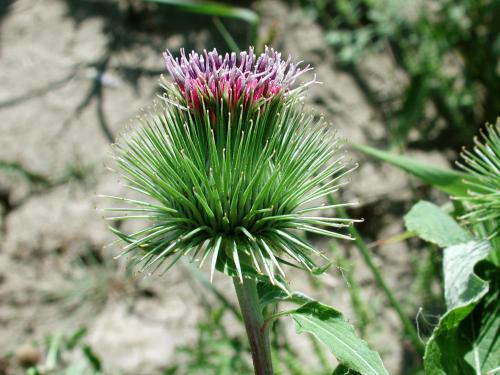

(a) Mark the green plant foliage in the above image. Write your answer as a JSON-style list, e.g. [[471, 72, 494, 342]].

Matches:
[[145, 0, 258, 25], [403, 198, 499, 374], [404, 201, 472, 248], [396, 118, 500, 373], [352, 143, 473, 197], [332, 364, 361, 375], [145, 0, 259, 45], [25, 328, 102, 375], [292, 302, 388, 375], [257, 283, 388, 374], [163, 303, 331, 375], [359, 122, 500, 373], [424, 242, 499, 374]]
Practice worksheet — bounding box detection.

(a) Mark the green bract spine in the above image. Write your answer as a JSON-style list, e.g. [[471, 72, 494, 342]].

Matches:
[[104, 48, 358, 287]]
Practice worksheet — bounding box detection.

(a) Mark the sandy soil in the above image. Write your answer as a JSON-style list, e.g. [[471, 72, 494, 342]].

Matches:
[[0, 1, 450, 374]]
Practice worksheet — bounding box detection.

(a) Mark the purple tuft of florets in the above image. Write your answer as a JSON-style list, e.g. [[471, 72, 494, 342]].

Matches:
[[163, 46, 315, 112]]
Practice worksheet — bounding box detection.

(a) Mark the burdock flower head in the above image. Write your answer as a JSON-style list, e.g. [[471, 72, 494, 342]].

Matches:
[[105, 47, 358, 288]]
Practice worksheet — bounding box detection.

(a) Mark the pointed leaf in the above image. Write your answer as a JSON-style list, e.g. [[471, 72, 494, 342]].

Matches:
[[352, 143, 474, 197], [145, 0, 259, 26], [292, 302, 389, 375], [82, 345, 102, 372], [404, 201, 472, 247]]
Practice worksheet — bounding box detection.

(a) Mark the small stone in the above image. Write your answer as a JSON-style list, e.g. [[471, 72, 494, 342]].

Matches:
[[15, 344, 41, 367]]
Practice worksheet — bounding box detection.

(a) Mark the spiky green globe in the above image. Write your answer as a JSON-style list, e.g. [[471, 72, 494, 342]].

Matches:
[[456, 120, 500, 235], [105, 48, 357, 286]]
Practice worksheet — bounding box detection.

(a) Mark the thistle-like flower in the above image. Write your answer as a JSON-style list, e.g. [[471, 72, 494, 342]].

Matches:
[[105, 47, 358, 287], [162, 47, 315, 115], [456, 120, 500, 235]]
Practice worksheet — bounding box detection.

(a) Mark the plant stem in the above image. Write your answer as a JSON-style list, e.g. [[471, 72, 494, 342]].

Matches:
[[233, 277, 273, 375], [328, 196, 425, 354]]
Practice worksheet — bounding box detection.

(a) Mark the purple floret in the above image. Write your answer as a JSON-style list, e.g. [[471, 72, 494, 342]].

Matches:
[[163, 47, 315, 111]]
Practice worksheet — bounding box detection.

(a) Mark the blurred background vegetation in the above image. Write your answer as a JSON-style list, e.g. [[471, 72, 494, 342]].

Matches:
[[302, 0, 500, 148]]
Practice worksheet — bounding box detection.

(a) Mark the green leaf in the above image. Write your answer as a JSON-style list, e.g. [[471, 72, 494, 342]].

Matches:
[[145, 0, 259, 25], [395, 73, 429, 144], [82, 345, 102, 372], [65, 327, 87, 350], [144, 0, 259, 46], [443, 240, 491, 310], [352, 143, 473, 196], [332, 364, 361, 375], [463, 285, 500, 373], [292, 302, 389, 375], [258, 283, 387, 374], [45, 335, 62, 370], [404, 201, 472, 247], [424, 241, 499, 374]]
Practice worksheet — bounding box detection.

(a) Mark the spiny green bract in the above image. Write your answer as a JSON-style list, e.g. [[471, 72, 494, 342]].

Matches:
[[456, 120, 500, 236], [104, 48, 358, 287]]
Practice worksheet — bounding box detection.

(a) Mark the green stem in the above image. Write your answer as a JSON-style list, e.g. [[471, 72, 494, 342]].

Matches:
[[233, 277, 273, 375], [328, 196, 425, 353]]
